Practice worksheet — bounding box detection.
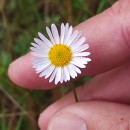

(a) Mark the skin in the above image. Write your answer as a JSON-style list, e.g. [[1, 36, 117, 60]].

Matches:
[[8, 0, 130, 129]]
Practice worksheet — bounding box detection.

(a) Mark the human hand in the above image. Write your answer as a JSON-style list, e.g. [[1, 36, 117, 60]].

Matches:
[[8, 0, 130, 129]]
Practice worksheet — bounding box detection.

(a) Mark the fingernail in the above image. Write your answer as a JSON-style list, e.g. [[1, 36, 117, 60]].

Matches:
[[48, 113, 87, 130]]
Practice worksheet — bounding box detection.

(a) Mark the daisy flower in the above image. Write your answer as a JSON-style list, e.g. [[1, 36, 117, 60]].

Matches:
[[30, 23, 91, 84]]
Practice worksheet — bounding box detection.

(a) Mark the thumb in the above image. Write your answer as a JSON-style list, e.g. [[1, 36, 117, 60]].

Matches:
[[40, 101, 130, 130]]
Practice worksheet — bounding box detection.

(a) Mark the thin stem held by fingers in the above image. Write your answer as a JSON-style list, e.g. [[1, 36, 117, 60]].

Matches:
[[71, 85, 78, 102]]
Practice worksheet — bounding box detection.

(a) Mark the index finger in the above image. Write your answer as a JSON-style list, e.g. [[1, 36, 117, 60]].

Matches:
[[8, 1, 130, 89]]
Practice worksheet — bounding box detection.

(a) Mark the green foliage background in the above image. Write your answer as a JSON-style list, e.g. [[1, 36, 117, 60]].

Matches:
[[0, 0, 116, 129]]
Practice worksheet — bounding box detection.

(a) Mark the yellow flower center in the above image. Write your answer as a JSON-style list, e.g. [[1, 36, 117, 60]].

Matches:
[[48, 44, 72, 67]]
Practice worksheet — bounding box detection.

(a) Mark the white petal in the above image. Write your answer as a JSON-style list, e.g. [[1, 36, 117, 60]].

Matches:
[[31, 52, 48, 57], [72, 44, 89, 53], [64, 26, 73, 43], [55, 67, 61, 84], [31, 57, 48, 63], [36, 64, 50, 73], [75, 45, 89, 53], [38, 32, 52, 47], [73, 57, 91, 62], [70, 64, 81, 74], [49, 68, 58, 83], [30, 43, 49, 52], [66, 30, 79, 45], [30, 47, 48, 54], [35, 62, 50, 71], [30, 47, 43, 52], [31, 42, 41, 49], [63, 66, 70, 81], [51, 24, 60, 43], [45, 66, 55, 79], [71, 61, 86, 68], [73, 52, 90, 57], [60, 68, 64, 83], [34, 38, 44, 46], [60, 23, 65, 43], [72, 57, 88, 64], [67, 64, 77, 79], [62, 68, 67, 82], [39, 65, 55, 78], [30, 48, 46, 53], [46, 27, 55, 44], [72, 37, 86, 48], [85, 58, 91, 62], [33, 61, 49, 68], [33, 38, 49, 50], [69, 31, 82, 46], [63, 23, 69, 43]]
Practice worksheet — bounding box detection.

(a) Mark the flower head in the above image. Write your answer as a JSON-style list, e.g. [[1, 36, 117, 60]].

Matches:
[[30, 23, 91, 84]]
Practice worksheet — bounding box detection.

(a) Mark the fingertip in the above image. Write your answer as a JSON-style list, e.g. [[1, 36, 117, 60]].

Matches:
[[8, 55, 28, 87], [8, 53, 55, 89]]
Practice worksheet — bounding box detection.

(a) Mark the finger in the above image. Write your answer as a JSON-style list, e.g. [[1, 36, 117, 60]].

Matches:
[[8, 0, 130, 89], [8, 54, 55, 89], [37, 61, 130, 129], [39, 101, 130, 130]]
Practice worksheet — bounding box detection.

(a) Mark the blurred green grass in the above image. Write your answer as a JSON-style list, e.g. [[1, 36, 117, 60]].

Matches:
[[0, 0, 117, 129]]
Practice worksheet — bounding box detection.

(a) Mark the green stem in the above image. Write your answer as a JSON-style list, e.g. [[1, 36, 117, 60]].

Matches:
[[72, 85, 78, 102]]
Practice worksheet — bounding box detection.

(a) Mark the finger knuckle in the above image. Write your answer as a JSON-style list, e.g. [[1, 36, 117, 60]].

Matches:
[[110, 1, 130, 16], [109, 1, 130, 51]]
